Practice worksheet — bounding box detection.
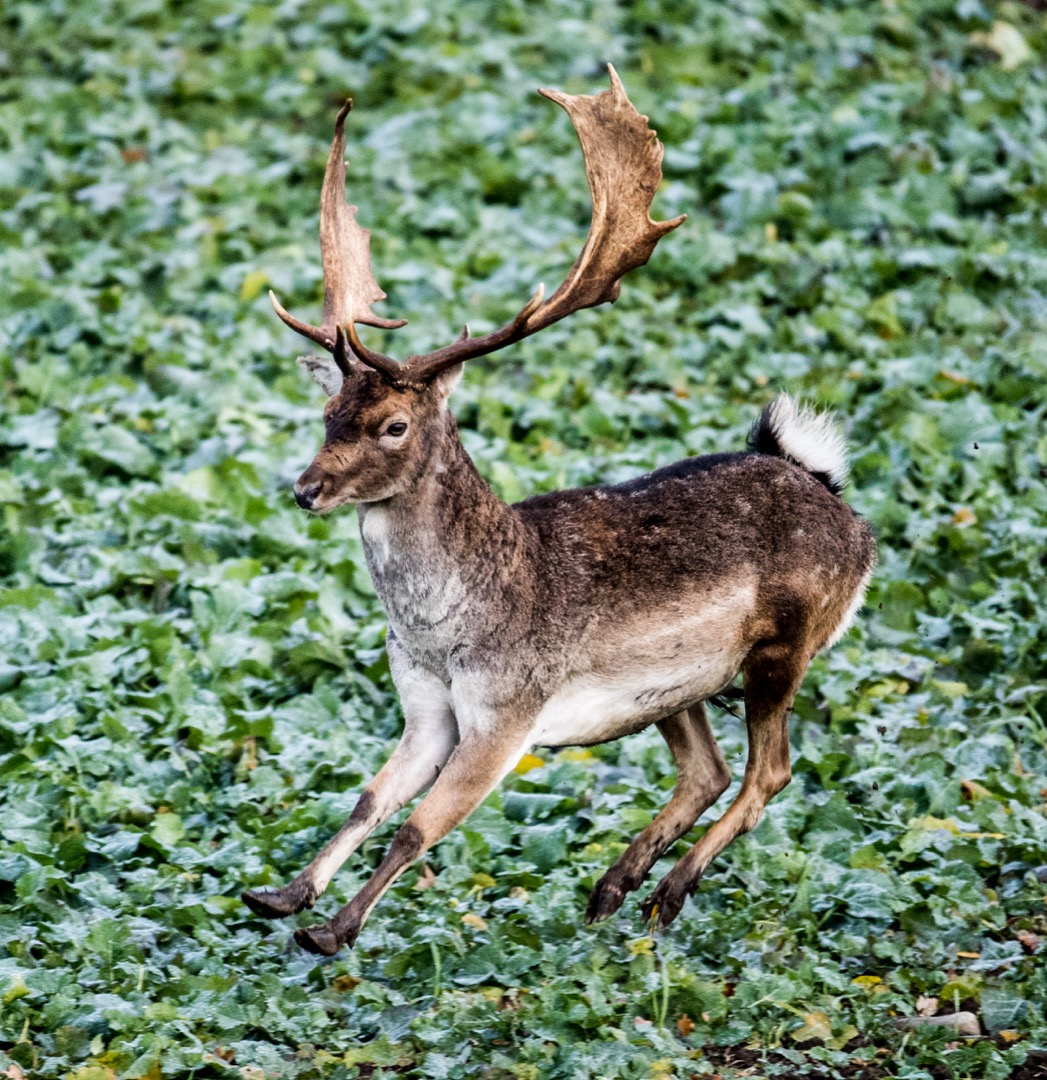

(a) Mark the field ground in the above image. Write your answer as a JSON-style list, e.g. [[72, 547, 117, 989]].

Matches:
[[1, 0, 1047, 1077]]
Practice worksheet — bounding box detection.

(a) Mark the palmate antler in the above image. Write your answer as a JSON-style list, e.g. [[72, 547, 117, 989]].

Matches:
[[268, 100, 407, 381], [271, 66, 685, 388]]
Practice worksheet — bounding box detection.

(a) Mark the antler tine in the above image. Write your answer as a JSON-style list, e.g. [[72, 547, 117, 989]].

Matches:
[[406, 65, 685, 383], [270, 99, 406, 366], [332, 325, 353, 377], [404, 284, 546, 377], [270, 289, 336, 351], [343, 322, 411, 386]]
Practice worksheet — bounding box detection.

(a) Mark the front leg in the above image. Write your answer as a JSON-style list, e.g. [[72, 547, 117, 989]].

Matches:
[[294, 727, 531, 955], [242, 657, 457, 919]]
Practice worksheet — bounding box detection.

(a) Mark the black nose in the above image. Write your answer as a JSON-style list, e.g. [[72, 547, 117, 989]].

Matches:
[[295, 480, 322, 509]]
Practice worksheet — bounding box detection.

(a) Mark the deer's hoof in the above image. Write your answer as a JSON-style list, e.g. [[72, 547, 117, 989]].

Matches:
[[640, 877, 690, 929], [241, 885, 315, 919], [586, 875, 631, 924], [294, 923, 341, 956]]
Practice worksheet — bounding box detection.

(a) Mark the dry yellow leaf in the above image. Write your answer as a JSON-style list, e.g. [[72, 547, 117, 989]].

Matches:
[[910, 815, 960, 834], [514, 753, 544, 775], [938, 370, 973, 386], [830, 1023, 860, 1050], [240, 270, 270, 302], [960, 779, 994, 802], [1017, 930, 1041, 953], [908, 816, 1003, 840], [970, 21, 1032, 70], [791, 1011, 833, 1043]]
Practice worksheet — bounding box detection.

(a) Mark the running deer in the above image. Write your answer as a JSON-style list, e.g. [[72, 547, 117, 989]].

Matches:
[[241, 67, 876, 955]]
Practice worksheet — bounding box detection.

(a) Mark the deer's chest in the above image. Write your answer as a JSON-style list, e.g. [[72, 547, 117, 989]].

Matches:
[[361, 509, 470, 673]]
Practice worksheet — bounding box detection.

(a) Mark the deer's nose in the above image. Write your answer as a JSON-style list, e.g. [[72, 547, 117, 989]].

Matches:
[[294, 476, 324, 510]]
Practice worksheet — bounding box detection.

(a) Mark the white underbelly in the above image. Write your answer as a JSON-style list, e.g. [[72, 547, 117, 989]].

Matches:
[[531, 661, 736, 746], [529, 582, 754, 746]]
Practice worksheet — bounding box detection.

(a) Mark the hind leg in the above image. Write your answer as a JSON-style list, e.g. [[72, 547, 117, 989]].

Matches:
[[586, 703, 731, 923], [640, 649, 806, 928]]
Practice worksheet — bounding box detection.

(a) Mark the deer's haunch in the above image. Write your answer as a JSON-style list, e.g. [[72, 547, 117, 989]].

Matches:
[[241, 69, 875, 955]]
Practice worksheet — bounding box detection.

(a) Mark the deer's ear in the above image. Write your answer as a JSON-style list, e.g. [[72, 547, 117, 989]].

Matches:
[[297, 354, 344, 397], [432, 362, 463, 400]]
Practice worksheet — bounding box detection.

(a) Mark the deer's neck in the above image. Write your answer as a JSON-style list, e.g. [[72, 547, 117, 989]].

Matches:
[[357, 414, 531, 674]]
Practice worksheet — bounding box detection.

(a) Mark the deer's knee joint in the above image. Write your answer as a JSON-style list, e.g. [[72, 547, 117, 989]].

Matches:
[[740, 801, 766, 833], [389, 821, 425, 863], [346, 789, 376, 828], [765, 765, 792, 799], [682, 761, 731, 808], [710, 759, 732, 796]]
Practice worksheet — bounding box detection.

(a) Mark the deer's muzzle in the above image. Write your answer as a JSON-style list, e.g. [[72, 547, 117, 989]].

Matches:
[[294, 465, 326, 510]]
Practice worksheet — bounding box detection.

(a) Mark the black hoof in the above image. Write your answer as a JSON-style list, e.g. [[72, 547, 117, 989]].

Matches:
[[586, 875, 631, 924], [640, 879, 690, 928], [241, 884, 315, 919], [294, 924, 341, 956]]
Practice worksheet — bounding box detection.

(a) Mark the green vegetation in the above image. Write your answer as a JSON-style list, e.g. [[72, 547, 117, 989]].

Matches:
[[2, 0, 1046, 1076]]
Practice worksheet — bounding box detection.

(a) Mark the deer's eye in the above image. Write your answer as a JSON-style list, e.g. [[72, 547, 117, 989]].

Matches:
[[384, 421, 408, 437]]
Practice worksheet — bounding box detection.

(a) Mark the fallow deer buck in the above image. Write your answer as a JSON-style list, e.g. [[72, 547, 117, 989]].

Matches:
[[242, 67, 876, 955]]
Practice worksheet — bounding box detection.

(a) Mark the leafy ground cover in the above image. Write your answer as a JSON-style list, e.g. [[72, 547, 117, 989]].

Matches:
[[2, 0, 1047, 1076]]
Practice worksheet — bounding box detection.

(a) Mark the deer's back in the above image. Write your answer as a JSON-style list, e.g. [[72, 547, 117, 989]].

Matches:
[[514, 450, 873, 669]]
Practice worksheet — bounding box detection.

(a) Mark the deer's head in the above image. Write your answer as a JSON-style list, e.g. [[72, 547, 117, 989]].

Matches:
[[293, 353, 462, 512], [274, 69, 685, 513]]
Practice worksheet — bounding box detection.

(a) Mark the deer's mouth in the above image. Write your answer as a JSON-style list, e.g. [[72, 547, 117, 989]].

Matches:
[[293, 474, 356, 514]]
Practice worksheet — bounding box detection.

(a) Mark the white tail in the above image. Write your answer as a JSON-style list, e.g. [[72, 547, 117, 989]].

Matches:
[[754, 393, 849, 495]]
